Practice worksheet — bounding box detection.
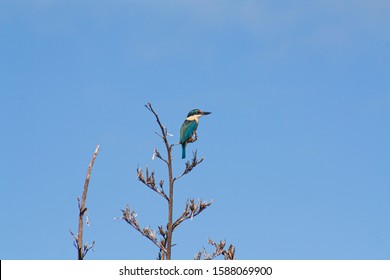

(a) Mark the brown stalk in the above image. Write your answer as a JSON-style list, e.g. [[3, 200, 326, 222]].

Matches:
[[70, 144, 99, 260], [145, 103, 174, 259]]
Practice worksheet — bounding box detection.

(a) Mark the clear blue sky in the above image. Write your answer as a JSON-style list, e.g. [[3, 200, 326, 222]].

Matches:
[[1, 1, 389, 260]]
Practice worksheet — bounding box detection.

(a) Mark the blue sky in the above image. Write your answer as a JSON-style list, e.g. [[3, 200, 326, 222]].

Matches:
[[0, 0, 389, 260]]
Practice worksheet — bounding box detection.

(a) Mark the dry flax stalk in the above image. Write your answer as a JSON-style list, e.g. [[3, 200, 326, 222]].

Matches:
[[75, 144, 100, 260]]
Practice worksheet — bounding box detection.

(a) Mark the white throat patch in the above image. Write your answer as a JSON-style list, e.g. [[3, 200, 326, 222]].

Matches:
[[186, 114, 202, 123]]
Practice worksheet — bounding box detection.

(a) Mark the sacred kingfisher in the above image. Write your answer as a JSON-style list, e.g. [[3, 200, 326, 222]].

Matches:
[[180, 109, 211, 159]]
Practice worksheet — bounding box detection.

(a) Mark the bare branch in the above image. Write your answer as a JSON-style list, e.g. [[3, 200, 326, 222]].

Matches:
[[145, 103, 172, 149], [82, 241, 96, 257], [121, 206, 167, 254], [136, 166, 169, 201], [172, 198, 212, 230], [70, 144, 99, 260], [69, 230, 78, 249], [154, 131, 164, 140], [156, 226, 168, 260], [194, 239, 236, 260], [174, 150, 204, 182], [152, 148, 168, 164], [145, 103, 175, 259]]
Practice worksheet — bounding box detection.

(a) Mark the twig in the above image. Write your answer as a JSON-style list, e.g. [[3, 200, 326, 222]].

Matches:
[[172, 199, 212, 230], [194, 239, 236, 260], [152, 148, 168, 164], [137, 166, 169, 201], [174, 150, 204, 182], [145, 103, 173, 151], [121, 206, 167, 255]]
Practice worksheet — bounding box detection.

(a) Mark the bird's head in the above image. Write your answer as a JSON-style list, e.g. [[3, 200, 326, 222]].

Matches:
[[187, 109, 211, 118]]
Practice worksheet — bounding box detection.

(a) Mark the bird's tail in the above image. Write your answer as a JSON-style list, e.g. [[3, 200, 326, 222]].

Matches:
[[181, 143, 186, 159]]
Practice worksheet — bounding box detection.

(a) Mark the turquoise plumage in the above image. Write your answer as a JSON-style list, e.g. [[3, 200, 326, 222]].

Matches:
[[179, 109, 211, 159]]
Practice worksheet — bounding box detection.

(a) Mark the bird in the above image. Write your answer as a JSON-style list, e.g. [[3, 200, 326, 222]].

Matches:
[[180, 109, 211, 159]]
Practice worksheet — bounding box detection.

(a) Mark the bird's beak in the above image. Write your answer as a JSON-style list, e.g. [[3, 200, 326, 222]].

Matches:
[[202, 111, 211, 115]]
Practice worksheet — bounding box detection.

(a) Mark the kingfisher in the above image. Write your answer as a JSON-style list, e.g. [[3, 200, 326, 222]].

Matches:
[[180, 109, 211, 159]]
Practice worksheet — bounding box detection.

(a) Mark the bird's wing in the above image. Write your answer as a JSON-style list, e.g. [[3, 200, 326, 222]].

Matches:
[[180, 120, 198, 143]]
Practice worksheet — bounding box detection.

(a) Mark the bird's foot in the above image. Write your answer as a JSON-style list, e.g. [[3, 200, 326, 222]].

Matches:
[[187, 133, 198, 143]]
